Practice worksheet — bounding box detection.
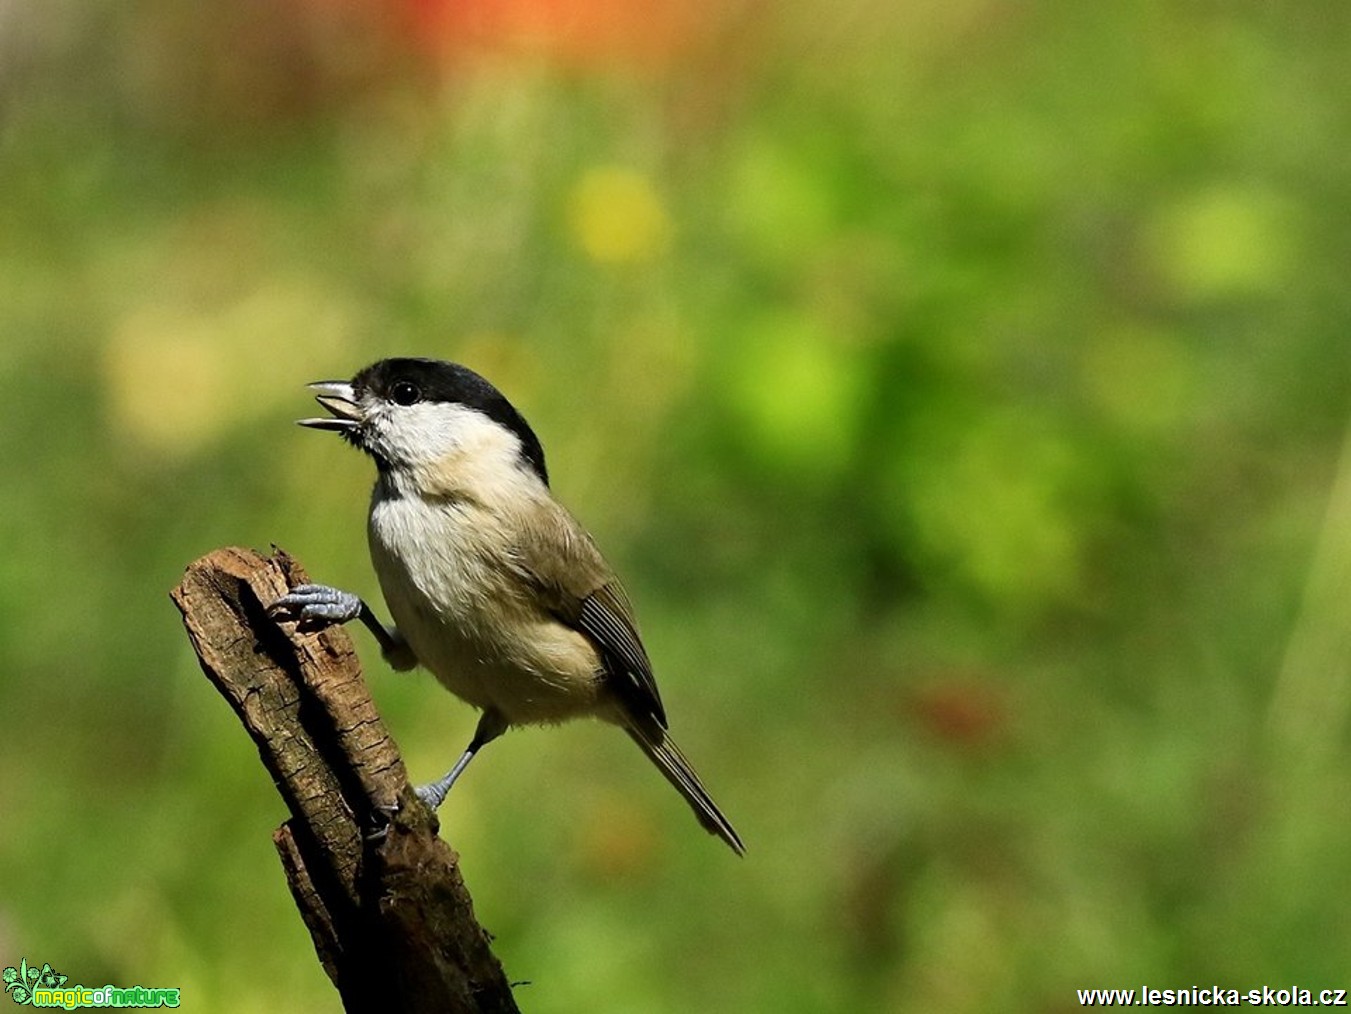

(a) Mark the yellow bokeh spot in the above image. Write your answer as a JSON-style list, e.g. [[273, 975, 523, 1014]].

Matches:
[[106, 315, 233, 454], [104, 279, 356, 457], [1144, 184, 1299, 301], [568, 166, 672, 264]]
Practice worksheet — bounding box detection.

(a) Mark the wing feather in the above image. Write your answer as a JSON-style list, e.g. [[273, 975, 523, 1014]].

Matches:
[[505, 501, 668, 728], [578, 583, 666, 727]]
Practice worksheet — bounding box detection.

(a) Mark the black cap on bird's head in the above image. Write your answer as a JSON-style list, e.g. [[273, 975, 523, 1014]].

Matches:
[[299, 358, 549, 486]]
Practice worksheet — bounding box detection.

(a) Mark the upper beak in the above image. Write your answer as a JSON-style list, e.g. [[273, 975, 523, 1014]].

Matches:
[[297, 381, 362, 432]]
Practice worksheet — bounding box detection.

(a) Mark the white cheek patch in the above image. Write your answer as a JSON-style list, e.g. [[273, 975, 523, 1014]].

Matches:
[[369, 400, 538, 501], [402, 403, 490, 466], [364, 401, 492, 466]]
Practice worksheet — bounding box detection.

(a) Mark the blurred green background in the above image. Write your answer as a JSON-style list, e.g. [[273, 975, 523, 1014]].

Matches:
[[3, 0, 1350, 1010]]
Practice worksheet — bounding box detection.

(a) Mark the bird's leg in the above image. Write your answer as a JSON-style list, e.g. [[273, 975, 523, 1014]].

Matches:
[[269, 583, 417, 671], [415, 709, 509, 810]]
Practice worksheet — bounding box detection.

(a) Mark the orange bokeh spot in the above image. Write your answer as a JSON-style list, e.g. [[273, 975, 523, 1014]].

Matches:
[[403, 0, 705, 67]]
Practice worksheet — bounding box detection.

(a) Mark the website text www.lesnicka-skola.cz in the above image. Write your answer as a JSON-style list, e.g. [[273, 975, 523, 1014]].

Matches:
[[1077, 986, 1348, 1006]]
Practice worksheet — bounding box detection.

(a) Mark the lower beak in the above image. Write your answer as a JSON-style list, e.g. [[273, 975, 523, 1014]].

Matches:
[[298, 381, 362, 432]]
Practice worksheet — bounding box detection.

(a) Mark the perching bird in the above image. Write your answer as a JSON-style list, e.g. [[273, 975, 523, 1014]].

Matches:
[[269, 357, 743, 854]]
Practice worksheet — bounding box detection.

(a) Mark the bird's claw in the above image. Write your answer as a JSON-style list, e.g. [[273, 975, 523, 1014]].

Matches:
[[364, 800, 400, 843], [269, 584, 363, 627]]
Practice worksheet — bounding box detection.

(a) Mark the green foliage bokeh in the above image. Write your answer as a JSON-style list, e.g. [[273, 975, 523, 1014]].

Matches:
[[2, 2, 1350, 1010]]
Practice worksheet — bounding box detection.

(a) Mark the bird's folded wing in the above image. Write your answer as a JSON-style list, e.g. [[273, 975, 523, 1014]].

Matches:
[[504, 505, 668, 728]]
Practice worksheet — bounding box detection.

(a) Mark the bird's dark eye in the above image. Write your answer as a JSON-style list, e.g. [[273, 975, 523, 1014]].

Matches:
[[391, 381, 421, 406]]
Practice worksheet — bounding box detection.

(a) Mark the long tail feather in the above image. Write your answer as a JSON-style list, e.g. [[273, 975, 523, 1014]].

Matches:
[[626, 723, 745, 856]]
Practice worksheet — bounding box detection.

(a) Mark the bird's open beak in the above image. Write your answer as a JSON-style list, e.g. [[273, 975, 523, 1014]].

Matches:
[[297, 381, 362, 432]]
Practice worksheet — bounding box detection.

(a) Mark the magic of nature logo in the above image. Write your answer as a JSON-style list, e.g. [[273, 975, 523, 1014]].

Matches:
[[3, 959, 179, 1009]]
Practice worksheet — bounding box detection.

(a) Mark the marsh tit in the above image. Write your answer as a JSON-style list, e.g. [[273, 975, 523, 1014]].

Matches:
[[269, 357, 744, 855]]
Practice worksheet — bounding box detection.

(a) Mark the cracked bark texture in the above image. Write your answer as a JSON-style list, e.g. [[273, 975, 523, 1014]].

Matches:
[[172, 546, 519, 1014]]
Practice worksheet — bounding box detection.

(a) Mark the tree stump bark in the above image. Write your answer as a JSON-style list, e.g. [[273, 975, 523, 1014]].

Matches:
[[171, 546, 519, 1014]]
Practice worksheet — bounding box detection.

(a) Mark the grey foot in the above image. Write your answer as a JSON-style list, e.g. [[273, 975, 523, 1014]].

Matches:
[[413, 742, 480, 812], [269, 584, 362, 626], [414, 780, 451, 811]]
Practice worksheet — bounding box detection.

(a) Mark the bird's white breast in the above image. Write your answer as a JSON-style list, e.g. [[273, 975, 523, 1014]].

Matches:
[[367, 474, 604, 725]]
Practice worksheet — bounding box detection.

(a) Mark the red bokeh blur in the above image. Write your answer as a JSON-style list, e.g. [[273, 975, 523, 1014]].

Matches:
[[908, 678, 1008, 750], [401, 0, 711, 67]]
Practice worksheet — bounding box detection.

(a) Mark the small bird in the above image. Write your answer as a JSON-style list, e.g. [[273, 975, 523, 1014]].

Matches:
[[270, 357, 743, 855]]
